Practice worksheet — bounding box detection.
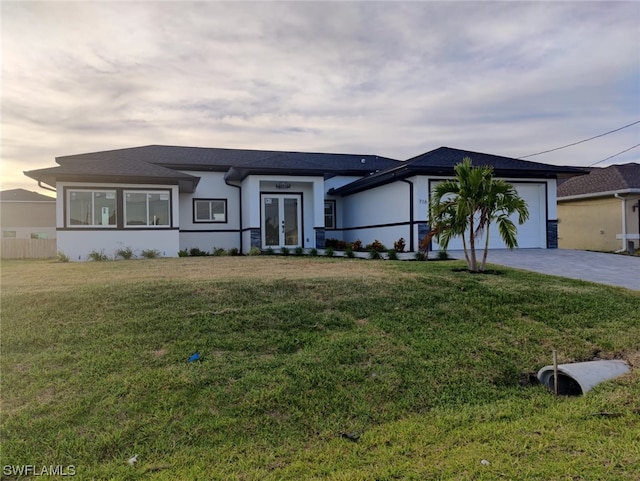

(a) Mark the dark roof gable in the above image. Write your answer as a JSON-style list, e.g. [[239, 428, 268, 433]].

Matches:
[[0, 188, 55, 202], [330, 146, 586, 196], [558, 163, 640, 197], [405, 147, 584, 174]]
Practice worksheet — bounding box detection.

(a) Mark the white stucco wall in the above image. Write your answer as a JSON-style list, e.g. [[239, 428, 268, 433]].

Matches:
[[177, 171, 242, 252], [55, 181, 180, 260], [340, 181, 412, 248]]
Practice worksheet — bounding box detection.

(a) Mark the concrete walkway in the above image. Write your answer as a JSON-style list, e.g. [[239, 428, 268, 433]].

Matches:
[[447, 249, 640, 291]]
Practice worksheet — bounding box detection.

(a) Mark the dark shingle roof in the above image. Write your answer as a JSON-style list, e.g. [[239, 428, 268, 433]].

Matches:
[[405, 147, 585, 175], [27, 145, 400, 189], [330, 146, 586, 196], [0, 188, 55, 202], [557, 163, 640, 198], [25, 158, 201, 193], [56, 145, 399, 173]]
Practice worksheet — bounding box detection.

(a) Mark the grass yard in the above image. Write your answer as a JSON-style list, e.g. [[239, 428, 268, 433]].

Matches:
[[1, 257, 639, 480]]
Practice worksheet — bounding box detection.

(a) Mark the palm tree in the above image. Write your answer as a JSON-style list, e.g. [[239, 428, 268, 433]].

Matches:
[[429, 157, 529, 272]]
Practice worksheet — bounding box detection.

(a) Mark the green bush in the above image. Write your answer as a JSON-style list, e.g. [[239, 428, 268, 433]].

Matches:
[[56, 251, 70, 263], [212, 247, 227, 256], [265, 247, 275, 256], [414, 251, 427, 261], [227, 247, 240, 256], [141, 249, 161, 259], [309, 248, 318, 257], [437, 250, 450, 260], [345, 246, 355, 258], [248, 246, 261, 256], [189, 247, 208, 256], [387, 249, 399, 260], [178, 249, 189, 257], [368, 249, 382, 260], [325, 247, 334, 257], [87, 250, 109, 261], [115, 246, 135, 260], [294, 246, 304, 256], [280, 247, 290, 256]]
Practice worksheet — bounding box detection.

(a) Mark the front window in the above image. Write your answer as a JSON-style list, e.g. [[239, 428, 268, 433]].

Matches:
[[324, 201, 336, 229], [194, 199, 227, 223], [68, 190, 117, 226], [125, 191, 170, 227]]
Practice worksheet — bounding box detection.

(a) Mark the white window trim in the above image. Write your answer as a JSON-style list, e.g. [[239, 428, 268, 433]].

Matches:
[[67, 189, 117, 228], [193, 199, 227, 223], [124, 190, 171, 228]]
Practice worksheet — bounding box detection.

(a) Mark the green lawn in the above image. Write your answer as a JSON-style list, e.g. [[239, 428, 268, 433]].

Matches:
[[1, 257, 639, 480]]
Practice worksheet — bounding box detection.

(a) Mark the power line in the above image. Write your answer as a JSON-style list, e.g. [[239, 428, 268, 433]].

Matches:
[[519, 120, 640, 159], [587, 143, 640, 167]]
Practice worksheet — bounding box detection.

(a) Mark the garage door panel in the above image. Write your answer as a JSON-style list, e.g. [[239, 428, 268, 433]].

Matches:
[[432, 183, 545, 250]]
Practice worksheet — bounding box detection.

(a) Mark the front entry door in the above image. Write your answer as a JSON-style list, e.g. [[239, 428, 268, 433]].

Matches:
[[262, 194, 302, 248]]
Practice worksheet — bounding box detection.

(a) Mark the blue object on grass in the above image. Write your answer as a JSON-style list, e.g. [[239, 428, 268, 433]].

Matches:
[[188, 352, 200, 362]]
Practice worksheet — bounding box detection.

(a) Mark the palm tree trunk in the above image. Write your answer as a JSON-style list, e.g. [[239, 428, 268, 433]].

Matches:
[[481, 223, 491, 272], [468, 215, 478, 272]]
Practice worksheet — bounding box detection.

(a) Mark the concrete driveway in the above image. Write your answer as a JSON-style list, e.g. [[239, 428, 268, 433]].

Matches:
[[447, 249, 640, 291]]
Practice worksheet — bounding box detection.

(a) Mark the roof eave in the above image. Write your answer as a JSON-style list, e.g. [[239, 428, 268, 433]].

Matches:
[[558, 188, 640, 201]]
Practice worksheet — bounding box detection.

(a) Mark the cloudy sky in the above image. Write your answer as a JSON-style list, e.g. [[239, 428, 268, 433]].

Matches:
[[2, 1, 639, 194]]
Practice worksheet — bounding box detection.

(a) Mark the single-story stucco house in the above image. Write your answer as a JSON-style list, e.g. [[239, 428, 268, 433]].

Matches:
[[558, 162, 640, 252], [0, 188, 57, 259], [24, 145, 584, 260]]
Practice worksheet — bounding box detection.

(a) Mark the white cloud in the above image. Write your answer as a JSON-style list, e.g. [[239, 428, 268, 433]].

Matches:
[[1, 1, 639, 193]]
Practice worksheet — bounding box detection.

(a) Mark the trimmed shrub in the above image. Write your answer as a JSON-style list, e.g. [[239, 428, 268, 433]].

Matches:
[[141, 249, 161, 259], [227, 247, 240, 256], [248, 246, 261, 256], [393, 237, 406, 252], [212, 247, 227, 256], [280, 247, 290, 256], [88, 250, 109, 261], [368, 249, 382, 260], [365, 240, 386, 252], [115, 246, 135, 260], [56, 251, 70, 263], [437, 250, 450, 260], [309, 248, 318, 257], [387, 249, 399, 260], [294, 246, 304, 256], [178, 249, 189, 257], [325, 247, 335, 257]]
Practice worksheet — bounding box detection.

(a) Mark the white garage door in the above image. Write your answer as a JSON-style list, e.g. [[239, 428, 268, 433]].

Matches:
[[433, 183, 546, 250]]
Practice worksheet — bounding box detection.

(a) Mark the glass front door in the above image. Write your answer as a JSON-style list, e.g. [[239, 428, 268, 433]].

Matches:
[[262, 194, 301, 248]]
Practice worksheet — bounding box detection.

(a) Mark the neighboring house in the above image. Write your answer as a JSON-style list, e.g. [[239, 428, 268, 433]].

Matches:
[[0, 188, 56, 259], [0, 188, 56, 239], [23, 145, 584, 260], [557, 163, 640, 252]]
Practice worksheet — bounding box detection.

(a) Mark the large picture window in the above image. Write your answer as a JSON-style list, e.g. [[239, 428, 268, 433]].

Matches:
[[68, 190, 117, 226], [194, 199, 227, 223], [125, 191, 170, 227]]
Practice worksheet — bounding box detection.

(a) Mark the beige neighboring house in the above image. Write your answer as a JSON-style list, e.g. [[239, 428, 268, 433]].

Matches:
[[1, 188, 56, 258], [557, 163, 640, 252]]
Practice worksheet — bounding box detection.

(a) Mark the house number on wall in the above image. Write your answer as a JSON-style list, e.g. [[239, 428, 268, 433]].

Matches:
[[276, 182, 291, 189]]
